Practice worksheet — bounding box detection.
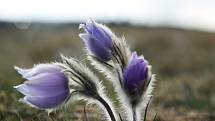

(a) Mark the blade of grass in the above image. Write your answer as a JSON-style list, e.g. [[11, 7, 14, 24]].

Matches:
[[118, 112, 123, 121], [153, 113, 158, 121], [83, 105, 88, 121]]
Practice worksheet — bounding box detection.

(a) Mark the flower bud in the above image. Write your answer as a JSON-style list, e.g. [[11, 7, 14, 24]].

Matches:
[[14, 64, 70, 109], [79, 19, 114, 61], [123, 52, 149, 104]]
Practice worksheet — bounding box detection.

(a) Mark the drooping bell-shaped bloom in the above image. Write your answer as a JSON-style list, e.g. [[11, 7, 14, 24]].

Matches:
[[123, 52, 149, 104], [14, 64, 70, 109], [79, 19, 114, 61]]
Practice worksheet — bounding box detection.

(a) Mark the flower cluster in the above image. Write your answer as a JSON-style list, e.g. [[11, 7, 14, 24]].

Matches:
[[14, 19, 156, 121], [79, 19, 156, 121]]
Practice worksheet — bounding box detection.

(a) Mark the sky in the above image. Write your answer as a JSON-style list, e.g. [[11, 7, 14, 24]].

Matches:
[[0, 0, 215, 32]]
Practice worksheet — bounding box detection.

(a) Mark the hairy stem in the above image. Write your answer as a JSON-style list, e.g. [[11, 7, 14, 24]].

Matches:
[[132, 106, 137, 121], [96, 96, 116, 121]]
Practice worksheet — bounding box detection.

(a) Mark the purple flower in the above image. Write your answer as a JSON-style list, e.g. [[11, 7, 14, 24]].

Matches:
[[14, 64, 70, 109], [123, 52, 149, 102], [79, 19, 113, 61]]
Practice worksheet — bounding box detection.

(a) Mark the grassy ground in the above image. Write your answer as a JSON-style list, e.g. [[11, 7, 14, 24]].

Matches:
[[0, 23, 215, 121]]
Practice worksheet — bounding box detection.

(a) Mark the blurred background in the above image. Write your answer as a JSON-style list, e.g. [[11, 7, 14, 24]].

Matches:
[[0, 0, 215, 121]]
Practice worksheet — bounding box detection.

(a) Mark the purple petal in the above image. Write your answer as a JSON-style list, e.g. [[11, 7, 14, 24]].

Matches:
[[79, 20, 114, 61], [124, 61, 148, 86], [15, 72, 69, 97], [26, 91, 69, 108], [85, 20, 95, 33], [15, 83, 69, 97], [85, 20, 112, 49], [22, 64, 62, 79], [128, 52, 139, 65], [79, 33, 111, 61], [25, 72, 68, 86], [123, 52, 149, 94]]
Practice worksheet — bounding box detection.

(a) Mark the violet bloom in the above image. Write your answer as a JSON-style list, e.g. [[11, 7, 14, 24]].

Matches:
[[14, 64, 70, 109], [79, 19, 113, 61], [123, 52, 149, 104]]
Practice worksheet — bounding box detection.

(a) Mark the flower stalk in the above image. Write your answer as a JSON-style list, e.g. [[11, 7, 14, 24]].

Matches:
[[96, 95, 117, 121], [132, 106, 137, 121]]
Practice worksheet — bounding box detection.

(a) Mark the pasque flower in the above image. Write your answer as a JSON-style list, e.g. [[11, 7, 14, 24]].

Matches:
[[14, 64, 70, 109], [123, 52, 150, 105], [79, 19, 114, 61]]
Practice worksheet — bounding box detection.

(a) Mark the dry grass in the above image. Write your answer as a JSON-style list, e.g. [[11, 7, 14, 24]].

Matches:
[[0, 23, 215, 121]]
